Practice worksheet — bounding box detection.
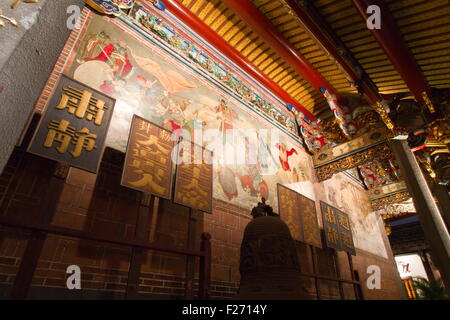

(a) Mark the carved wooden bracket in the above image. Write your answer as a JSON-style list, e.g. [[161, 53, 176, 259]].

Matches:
[[315, 143, 393, 182]]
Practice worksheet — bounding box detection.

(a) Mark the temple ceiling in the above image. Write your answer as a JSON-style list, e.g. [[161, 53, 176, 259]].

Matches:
[[174, 0, 450, 205], [177, 0, 340, 116], [315, 0, 450, 94], [175, 0, 449, 118], [84, 0, 449, 215]]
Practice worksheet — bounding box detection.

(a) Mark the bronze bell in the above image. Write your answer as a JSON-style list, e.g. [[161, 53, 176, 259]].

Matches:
[[238, 199, 311, 300]]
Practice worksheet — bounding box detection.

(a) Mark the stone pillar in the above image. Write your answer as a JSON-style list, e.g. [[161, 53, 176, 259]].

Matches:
[[389, 139, 450, 296], [0, 0, 85, 173], [432, 183, 450, 231], [419, 250, 436, 282]]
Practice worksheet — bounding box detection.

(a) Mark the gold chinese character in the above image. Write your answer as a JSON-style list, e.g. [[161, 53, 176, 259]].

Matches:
[[136, 134, 170, 154], [44, 120, 75, 154], [138, 120, 151, 134], [159, 129, 171, 142], [130, 158, 142, 169], [325, 206, 336, 224], [132, 146, 168, 165], [338, 215, 350, 231], [177, 165, 210, 209], [341, 233, 354, 248], [326, 228, 339, 245], [71, 127, 97, 158], [55, 86, 107, 125], [128, 168, 166, 195], [43, 120, 97, 158]]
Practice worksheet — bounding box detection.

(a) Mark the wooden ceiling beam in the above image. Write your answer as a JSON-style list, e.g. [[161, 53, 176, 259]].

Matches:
[[221, 0, 344, 102], [351, 0, 431, 103], [163, 0, 316, 120], [284, 0, 381, 105]]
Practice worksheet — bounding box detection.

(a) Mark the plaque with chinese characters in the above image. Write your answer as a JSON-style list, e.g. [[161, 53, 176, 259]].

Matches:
[[28, 75, 115, 173], [320, 201, 355, 255], [174, 141, 213, 213], [299, 194, 322, 248], [277, 184, 321, 248], [335, 208, 356, 255], [277, 184, 303, 242], [121, 115, 175, 199]]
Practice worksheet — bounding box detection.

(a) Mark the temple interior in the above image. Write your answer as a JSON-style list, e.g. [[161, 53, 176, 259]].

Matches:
[[0, 0, 449, 301]]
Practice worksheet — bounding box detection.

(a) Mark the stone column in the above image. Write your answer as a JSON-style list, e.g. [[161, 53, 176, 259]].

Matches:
[[389, 139, 450, 296], [432, 183, 450, 231], [419, 250, 436, 282], [0, 0, 85, 173]]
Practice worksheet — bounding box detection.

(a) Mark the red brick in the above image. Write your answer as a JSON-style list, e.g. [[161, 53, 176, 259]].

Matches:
[[83, 281, 105, 290], [78, 188, 95, 210], [31, 277, 45, 286], [164, 280, 183, 288], [139, 285, 153, 293], [37, 261, 51, 269], [51, 211, 87, 230], [0, 265, 18, 274], [0, 274, 8, 283], [222, 246, 238, 266], [231, 230, 243, 246], [91, 219, 122, 238], [34, 269, 65, 279], [152, 287, 172, 294], [45, 278, 65, 288], [213, 226, 229, 242], [223, 213, 238, 229], [142, 279, 163, 286], [212, 264, 230, 282], [58, 184, 81, 206], [67, 168, 97, 187], [0, 257, 16, 265], [105, 283, 127, 291]]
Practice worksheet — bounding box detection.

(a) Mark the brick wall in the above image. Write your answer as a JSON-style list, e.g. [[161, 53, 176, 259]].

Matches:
[[0, 140, 405, 299], [0, 139, 244, 299]]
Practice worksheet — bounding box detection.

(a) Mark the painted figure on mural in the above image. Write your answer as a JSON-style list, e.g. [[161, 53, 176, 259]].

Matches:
[[215, 99, 238, 134], [323, 174, 388, 258], [67, 15, 316, 212], [275, 143, 297, 171]]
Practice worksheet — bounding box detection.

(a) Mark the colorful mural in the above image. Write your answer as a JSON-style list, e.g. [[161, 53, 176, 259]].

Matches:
[[66, 14, 315, 211], [322, 173, 388, 258], [130, 2, 298, 135]]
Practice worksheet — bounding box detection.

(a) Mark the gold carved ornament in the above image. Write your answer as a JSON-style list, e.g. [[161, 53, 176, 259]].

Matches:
[[374, 101, 395, 130], [422, 92, 436, 114], [371, 191, 411, 212], [315, 143, 393, 182]]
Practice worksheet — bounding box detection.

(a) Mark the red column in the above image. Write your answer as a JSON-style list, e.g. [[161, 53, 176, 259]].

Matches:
[[163, 0, 316, 120], [221, 0, 343, 101], [351, 0, 431, 102], [284, 0, 381, 105]]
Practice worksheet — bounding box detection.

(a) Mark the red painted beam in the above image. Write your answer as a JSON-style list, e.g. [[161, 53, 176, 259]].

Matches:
[[284, 0, 380, 105], [221, 0, 343, 102], [351, 0, 431, 101], [163, 0, 316, 120]]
